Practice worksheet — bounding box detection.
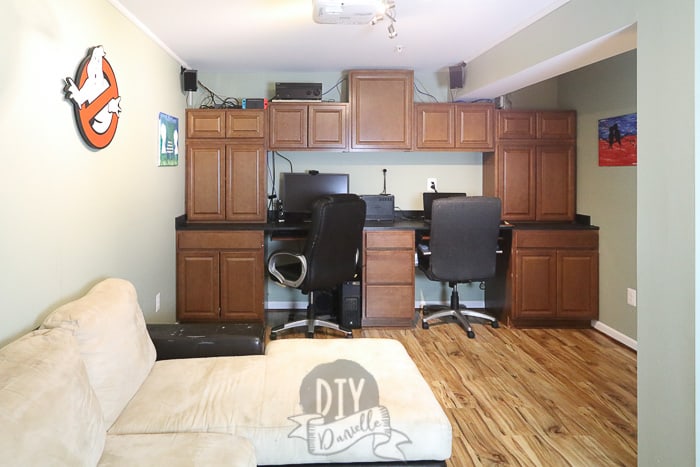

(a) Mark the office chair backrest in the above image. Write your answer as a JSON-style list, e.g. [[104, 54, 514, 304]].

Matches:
[[302, 194, 366, 293], [428, 196, 502, 282]]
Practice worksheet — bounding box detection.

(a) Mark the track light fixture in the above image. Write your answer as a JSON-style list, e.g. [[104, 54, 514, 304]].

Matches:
[[371, 0, 398, 39]]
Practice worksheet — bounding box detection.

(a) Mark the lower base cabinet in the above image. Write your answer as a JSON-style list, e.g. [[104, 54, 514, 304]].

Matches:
[[487, 228, 599, 327], [177, 230, 264, 323], [362, 230, 416, 326]]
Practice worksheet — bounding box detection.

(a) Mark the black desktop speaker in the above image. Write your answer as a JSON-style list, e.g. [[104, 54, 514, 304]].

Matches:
[[449, 63, 466, 89], [183, 69, 198, 92], [338, 281, 362, 329]]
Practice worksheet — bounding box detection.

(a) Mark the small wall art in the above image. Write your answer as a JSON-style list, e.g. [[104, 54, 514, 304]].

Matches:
[[158, 112, 179, 166], [598, 113, 637, 166]]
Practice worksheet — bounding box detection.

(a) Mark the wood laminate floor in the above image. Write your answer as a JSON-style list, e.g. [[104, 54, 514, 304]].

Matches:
[[266, 311, 637, 466]]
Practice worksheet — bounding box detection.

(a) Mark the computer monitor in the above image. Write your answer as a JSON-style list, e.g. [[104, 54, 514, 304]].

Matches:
[[280, 172, 350, 222], [422, 192, 467, 221]]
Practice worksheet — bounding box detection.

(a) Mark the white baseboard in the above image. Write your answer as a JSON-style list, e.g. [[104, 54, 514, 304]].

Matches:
[[592, 320, 638, 351], [266, 300, 486, 310], [266, 301, 306, 311], [267, 302, 638, 351]]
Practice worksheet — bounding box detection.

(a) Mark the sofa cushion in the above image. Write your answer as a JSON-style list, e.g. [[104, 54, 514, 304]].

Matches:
[[112, 338, 452, 465], [109, 355, 267, 436], [42, 278, 157, 428], [99, 432, 256, 467], [254, 338, 453, 465], [0, 328, 106, 467]]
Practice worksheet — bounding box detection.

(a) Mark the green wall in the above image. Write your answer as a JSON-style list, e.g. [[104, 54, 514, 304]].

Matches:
[[468, 0, 694, 463], [0, 0, 186, 346], [559, 50, 638, 342]]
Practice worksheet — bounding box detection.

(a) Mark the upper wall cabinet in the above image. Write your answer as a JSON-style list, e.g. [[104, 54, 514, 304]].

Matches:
[[484, 110, 577, 222], [187, 109, 265, 139], [268, 102, 348, 150], [349, 70, 414, 151], [497, 110, 576, 140], [186, 109, 267, 223], [414, 103, 495, 151]]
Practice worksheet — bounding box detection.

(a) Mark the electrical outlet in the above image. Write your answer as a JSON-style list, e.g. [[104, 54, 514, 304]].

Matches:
[[427, 178, 437, 191], [155, 293, 161, 312], [626, 288, 636, 307]]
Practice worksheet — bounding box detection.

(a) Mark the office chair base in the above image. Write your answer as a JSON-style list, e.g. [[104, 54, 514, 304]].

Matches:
[[270, 318, 353, 340], [422, 307, 498, 338]]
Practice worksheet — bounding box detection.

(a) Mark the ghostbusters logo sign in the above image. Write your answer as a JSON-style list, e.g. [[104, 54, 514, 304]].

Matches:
[[64, 46, 122, 149]]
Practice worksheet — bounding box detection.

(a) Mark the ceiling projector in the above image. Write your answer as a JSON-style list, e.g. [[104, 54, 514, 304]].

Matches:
[[312, 0, 383, 24]]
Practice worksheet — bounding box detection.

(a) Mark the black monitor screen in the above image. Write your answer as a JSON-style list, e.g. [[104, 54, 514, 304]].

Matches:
[[280, 172, 349, 220]]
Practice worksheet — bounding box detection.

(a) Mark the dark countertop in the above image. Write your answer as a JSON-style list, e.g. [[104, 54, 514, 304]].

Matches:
[[175, 213, 598, 233]]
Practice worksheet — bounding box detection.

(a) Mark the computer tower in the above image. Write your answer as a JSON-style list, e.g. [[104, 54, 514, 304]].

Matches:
[[338, 281, 362, 329]]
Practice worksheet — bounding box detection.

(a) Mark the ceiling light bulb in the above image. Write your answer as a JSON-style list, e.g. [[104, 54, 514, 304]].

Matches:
[[388, 23, 397, 38]]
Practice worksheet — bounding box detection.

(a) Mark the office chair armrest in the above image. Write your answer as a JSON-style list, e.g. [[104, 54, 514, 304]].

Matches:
[[268, 250, 307, 289]]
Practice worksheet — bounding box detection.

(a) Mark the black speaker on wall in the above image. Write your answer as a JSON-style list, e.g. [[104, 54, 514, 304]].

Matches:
[[183, 69, 198, 92], [449, 62, 466, 89]]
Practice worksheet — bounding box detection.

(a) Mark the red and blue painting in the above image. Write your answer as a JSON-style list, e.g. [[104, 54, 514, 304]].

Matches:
[[598, 113, 637, 166]]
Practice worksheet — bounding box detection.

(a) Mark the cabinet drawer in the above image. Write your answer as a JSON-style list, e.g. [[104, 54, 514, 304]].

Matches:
[[364, 230, 414, 249], [177, 231, 263, 250], [514, 230, 598, 249], [364, 250, 415, 284], [364, 285, 415, 319]]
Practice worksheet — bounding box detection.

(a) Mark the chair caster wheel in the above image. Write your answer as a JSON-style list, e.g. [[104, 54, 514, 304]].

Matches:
[[467, 330, 475, 339], [491, 321, 500, 328], [345, 333, 353, 339], [270, 333, 278, 341], [422, 321, 430, 330], [306, 332, 314, 338]]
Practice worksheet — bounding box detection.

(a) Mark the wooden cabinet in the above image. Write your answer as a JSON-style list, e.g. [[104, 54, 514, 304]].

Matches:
[[362, 230, 415, 326], [349, 70, 413, 151], [484, 110, 576, 222], [268, 102, 348, 150], [491, 228, 598, 327], [414, 103, 494, 151], [496, 110, 575, 140], [186, 109, 266, 223], [176, 231, 264, 322]]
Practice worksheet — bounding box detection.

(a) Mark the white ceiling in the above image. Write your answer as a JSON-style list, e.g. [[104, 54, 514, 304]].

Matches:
[[110, 0, 571, 74]]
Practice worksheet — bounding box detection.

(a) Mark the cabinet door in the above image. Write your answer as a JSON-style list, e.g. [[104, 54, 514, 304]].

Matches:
[[496, 111, 537, 139], [455, 104, 494, 150], [186, 141, 225, 221], [220, 250, 264, 321], [308, 104, 348, 149], [557, 249, 598, 319], [225, 110, 265, 139], [177, 251, 220, 321], [538, 111, 576, 139], [187, 110, 225, 138], [225, 145, 266, 222], [349, 70, 413, 150], [414, 104, 454, 149], [513, 248, 557, 319], [499, 144, 536, 221], [268, 104, 307, 149], [536, 144, 575, 221]]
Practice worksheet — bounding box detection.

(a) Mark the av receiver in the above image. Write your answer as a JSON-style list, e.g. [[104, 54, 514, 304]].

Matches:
[[275, 82, 322, 100]]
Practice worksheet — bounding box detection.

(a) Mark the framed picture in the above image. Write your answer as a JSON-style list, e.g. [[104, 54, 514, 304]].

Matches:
[[158, 112, 179, 166], [598, 113, 637, 166]]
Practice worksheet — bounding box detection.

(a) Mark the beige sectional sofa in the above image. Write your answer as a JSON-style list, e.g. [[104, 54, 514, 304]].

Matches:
[[0, 278, 452, 466]]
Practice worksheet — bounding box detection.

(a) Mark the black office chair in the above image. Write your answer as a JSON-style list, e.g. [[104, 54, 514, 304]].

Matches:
[[267, 194, 366, 339], [417, 196, 502, 338]]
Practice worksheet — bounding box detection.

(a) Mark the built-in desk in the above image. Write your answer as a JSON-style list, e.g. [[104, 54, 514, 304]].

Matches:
[[175, 215, 598, 328]]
